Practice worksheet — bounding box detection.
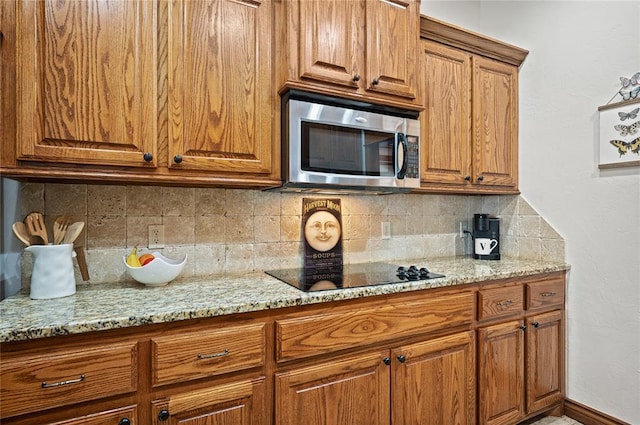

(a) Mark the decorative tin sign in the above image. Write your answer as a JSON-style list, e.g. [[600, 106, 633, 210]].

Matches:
[[302, 198, 343, 270]]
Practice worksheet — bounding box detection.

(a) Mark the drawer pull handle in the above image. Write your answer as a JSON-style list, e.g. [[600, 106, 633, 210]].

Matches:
[[496, 300, 513, 307], [197, 349, 230, 360], [540, 291, 557, 297], [41, 374, 85, 389]]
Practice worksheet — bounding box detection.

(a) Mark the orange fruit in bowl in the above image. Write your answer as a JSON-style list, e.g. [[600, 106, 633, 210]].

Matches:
[[138, 253, 155, 266]]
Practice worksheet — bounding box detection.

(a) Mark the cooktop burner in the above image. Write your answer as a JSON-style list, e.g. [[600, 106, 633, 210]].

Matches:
[[265, 262, 445, 292]]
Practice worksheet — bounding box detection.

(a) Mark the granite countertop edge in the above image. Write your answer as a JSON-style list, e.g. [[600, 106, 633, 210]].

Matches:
[[0, 257, 570, 343]]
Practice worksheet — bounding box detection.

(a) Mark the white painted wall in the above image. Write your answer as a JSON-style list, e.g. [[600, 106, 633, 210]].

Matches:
[[422, 2, 640, 423]]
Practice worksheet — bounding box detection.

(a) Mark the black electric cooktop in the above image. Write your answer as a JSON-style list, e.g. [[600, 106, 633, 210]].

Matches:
[[265, 262, 445, 292]]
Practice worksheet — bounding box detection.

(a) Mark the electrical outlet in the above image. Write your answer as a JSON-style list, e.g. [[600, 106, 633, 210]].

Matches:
[[381, 222, 391, 239], [459, 221, 469, 238], [148, 224, 165, 249]]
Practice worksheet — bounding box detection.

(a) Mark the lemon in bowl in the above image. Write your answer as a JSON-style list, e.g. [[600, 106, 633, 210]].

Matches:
[[123, 251, 187, 286]]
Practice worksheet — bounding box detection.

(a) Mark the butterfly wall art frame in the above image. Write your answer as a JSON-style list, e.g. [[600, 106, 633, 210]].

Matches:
[[598, 98, 640, 169]]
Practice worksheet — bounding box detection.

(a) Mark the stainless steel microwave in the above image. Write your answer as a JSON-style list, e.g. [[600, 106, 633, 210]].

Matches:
[[274, 92, 420, 193]]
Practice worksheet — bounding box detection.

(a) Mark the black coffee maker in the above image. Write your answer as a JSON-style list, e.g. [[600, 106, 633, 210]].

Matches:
[[472, 214, 500, 260]]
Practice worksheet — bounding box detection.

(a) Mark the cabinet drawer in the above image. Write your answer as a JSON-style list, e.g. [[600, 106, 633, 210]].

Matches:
[[0, 342, 137, 419], [151, 323, 265, 386], [49, 405, 137, 425], [478, 285, 523, 320], [527, 277, 564, 310], [276, 291, 474, 362]]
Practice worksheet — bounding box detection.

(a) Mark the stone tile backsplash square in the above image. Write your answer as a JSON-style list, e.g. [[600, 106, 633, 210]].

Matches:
[[17, 183, 565, 285]]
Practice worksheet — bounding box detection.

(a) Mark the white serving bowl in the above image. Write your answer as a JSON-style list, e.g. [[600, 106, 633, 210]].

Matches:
[[123, 252, 187, 286]]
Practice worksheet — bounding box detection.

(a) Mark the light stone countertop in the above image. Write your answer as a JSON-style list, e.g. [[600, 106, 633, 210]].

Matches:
[[0, 256, 570, 343]]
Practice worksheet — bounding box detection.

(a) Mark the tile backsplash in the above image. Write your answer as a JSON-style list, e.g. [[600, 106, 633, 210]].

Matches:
[[17, 183, 565, 285]]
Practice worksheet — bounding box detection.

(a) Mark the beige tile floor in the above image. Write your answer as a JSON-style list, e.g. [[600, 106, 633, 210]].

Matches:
[[527, 415, 583, 425]]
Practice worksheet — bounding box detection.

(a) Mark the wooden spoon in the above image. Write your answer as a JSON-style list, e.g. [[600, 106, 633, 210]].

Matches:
[[62, 222, 85, 245], [12, 222, 31, 246], [25, 212, 48, 245]]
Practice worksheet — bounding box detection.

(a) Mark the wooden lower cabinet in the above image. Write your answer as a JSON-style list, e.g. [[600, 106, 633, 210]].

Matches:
[[478, 320, 526, 425], [151, 377, 266, 425], [478, 312, 564, 425], [276, 350, 390, 425], [275, 331, 475, 425], [1, 272, 565, 425], [526, 311, 563, 414], [392, 331, 476, 425]]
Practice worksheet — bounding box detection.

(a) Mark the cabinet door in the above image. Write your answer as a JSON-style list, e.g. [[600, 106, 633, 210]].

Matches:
[[478, 320, 525, 425], [420, 41, 472, 185], [366, 0, 419, 99], [16, 0, 157, 167], [152, 377, 265, 425], [391, 331, 475, 425], [275, 351, 390, 425], [472, 56, 518, 187], [526, 311, 563, 414], [297, 0, 362, 88], [167, 0, 273, 175]]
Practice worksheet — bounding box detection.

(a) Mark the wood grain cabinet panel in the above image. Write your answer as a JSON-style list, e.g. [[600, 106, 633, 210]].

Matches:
[[0, 342, 138, 418], [419, 18, 527, 194], [15, 0, 158, 167], [391, 331, 476, 425], [275, 351, 390, 425], [526, 277, 565, 310], [276, 291, 474, 362], [277, 0, 421, 108], [478, 320, 525, 425], [167, 0, 274, 175], [152, 377, 266, 425], [151, 323, 265, 387], [420, 41, 472, 185], [526, 311, 563, 414], [472, 56, 519, 188], [47, 405, 137, 425], [478, 285, 524, 321]]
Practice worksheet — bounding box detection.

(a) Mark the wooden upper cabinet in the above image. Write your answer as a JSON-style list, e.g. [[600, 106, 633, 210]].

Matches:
[[277, 0, 421, 109], [421, 41, 472, 185], [297, 0, 362, 89], [365, 0, 419, 100], [472, 56, 518, 187], [15, 0, 158, 167], [419, 16, 528, 194], [167, 0, 274, 175]]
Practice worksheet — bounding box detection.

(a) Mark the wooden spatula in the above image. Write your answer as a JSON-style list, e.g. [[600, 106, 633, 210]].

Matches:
[[25, 212, 48, 245]]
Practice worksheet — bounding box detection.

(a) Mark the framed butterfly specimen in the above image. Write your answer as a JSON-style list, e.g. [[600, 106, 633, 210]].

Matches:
[[598, 98, 640, 169]]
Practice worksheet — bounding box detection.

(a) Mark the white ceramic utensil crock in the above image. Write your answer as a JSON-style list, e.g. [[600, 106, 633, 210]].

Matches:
[[25, 243, 76, 299]]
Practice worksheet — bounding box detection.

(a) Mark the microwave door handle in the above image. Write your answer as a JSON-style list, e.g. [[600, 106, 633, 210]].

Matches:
[[397, 133, 408, 179]]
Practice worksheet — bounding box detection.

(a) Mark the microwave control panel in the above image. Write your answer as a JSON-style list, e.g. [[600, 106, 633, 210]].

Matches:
[[404, 136, 419, 179]]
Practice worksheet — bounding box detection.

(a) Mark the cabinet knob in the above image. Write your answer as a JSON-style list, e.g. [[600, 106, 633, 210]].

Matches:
[[118, 418, 131, 425], [531, 321, 540, 328], [464, 175, 471, 181], [143, 152, 153, 162], [158, 409, 170, 421], [477, 175, 484, 182], [352, 74, 361, 82], [173, 155, 183, 164], [397, 354, 406, 363], [372, 78, 380, 86], [519, 325, 527, 331], [383, 357, 391, 365]]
